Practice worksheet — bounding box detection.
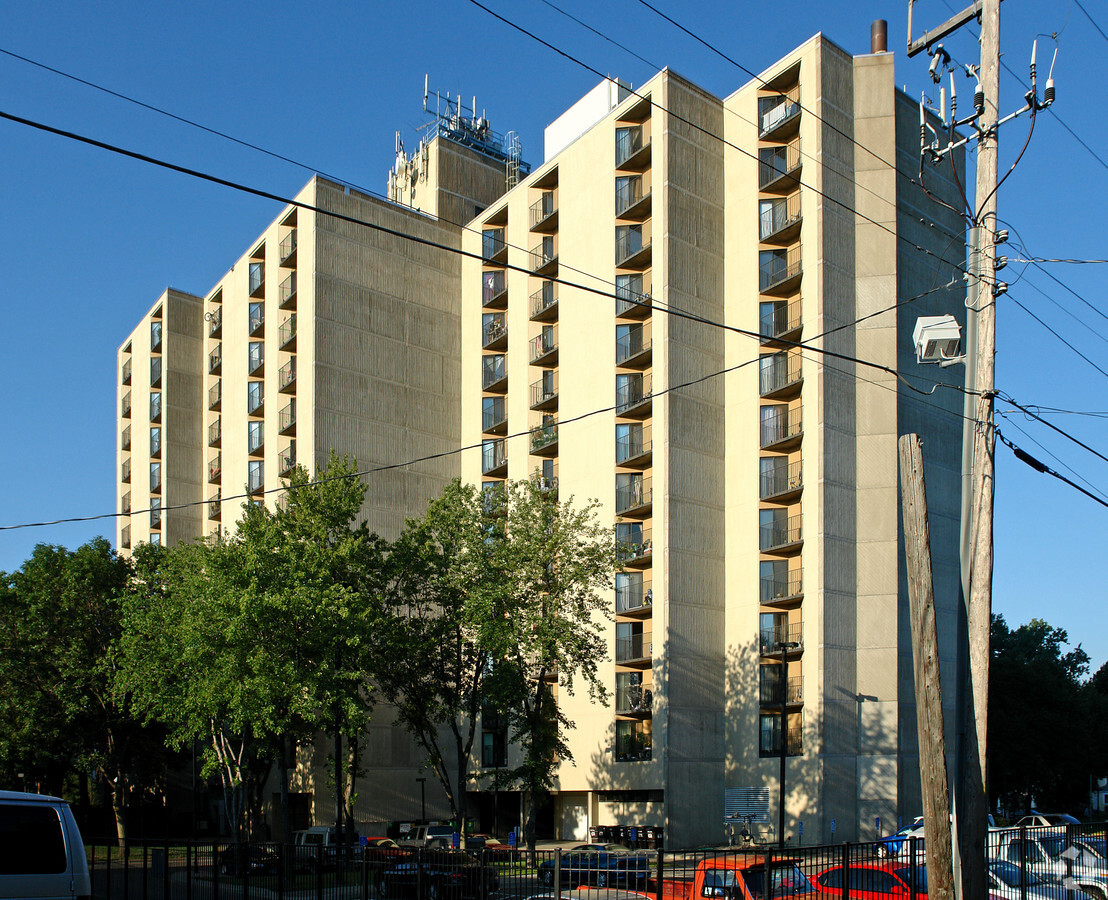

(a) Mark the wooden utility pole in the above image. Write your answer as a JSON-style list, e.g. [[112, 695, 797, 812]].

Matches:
[[899, 434, 956, 900]]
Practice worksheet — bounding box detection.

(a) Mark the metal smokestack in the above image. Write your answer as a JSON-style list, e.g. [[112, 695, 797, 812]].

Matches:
[[871, 19, 888, 53]]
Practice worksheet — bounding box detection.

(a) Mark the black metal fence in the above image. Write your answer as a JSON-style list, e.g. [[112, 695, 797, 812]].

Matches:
[[85, 824, 1108, 900]]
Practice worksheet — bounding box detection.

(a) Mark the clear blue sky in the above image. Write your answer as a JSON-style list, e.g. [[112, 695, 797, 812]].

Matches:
[[2, 1, 1105, 669]]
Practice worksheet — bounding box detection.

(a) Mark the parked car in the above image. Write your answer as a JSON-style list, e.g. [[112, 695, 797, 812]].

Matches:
[[363, 837, 413, 883], [379, 849, 499, 900], [987, 859, 1066, 900], [399, 824, 458, 849], [293, 825, 362, 871], [217, 843, 280, 877], [1016, 814, 1082, 829], [991, 830, 1108, 900], [465, 833, 515, 860], [873, 818, 925, 858], [812, 861, 927, 900], [0, 790, 91, 900], [537, 844, 651, 889]]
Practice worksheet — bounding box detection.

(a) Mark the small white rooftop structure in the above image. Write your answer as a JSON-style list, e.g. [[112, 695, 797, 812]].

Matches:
[[544, 78, 632, 162]]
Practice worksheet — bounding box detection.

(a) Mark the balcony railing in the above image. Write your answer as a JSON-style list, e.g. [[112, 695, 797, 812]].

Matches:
[[208, 305, 222, 337], [248, 425, 264, 455], [121, 359, 132, 385], [616, 578, 653, 614], [279, 230, 297, 265], [759, 623, 803, 655], [760, 247, 802, 294], [121, 491, 131, 515], [209, 344, 222, 375], [760, 460, 803, 500], [760, 725, 803, 758], [616, 275, 650, 317], [759, 97, 800, 138], [760, 406, 803, 449], [616, 682, 653, 716], [759, 139, 802, 190], [249, 261, 265, 296], [615, 225, 650, 268], [482, 354, 507, 392], [615, 175, 650, 218], [150, 357, 161, 387], [150, 430, 161, 458], [279, 314, 296, 350], [208, 381, 222, 411], [482, 398, 507, 434], [616, 631, 652, 664], [248, 345, 264, 376], [209, 417, 221, 447], [248, 466, 264, 494], [149, 394, 161, 423], [150, 504, 161, 530], [530, 281, 557, 320], [482, 315, 507, 350], [279, 272, 297, 309], [150, 467, 161, 494], [616, 526, 652, 565], [615, 124, 651, 169], [208, 454, 221, 483], [530, 421, 558, 455], [150, 321, 162, 353], [121, 392, 132, 419], [529, 329, 557, 366], [616, 326, 651, 367], [121, 459, 131, 484], [759, 352, 803, 397], [482, 228, 506, 262], [760, 299, 802, 342], [247, 383, 265, 415], [482, 271, 508, 308], [279, 445, 296, 477], [616, 477, 652, 515], [616, 426, 651, 466], [121, 425, 131, 451], [759, 193, 802, 242], [760, 674, 803, 706], [530, 374, 558, 410], [278, 359, 296, 393], [760, 570, 803, 604], [614, 737, 652, 762], [249, 306, 265, 337], [529, 191, 557, 230], [482, 439, 507, 475], [279, 401, 296, 435], [208, 493, 221, 522], [759, 515, 803, 552], [616, 374, 652, 416], [120, 525, 131, 549], [530, 237, 557, 274]]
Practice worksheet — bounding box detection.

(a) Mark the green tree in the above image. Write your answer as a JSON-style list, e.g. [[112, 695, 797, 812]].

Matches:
[[989, 615, 1090, 812], [0, 538, 160, 840]]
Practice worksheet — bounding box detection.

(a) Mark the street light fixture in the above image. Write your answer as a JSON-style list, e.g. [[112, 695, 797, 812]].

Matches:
[[777, 639, 801, 849]]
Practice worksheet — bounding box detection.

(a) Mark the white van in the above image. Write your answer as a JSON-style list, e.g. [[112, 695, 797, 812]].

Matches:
[[0, 790, 91, 900]]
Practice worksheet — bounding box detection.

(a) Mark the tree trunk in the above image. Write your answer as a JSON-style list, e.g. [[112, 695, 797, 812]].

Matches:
[[278, 736, 291, 841], [109, 776, 127, 847]]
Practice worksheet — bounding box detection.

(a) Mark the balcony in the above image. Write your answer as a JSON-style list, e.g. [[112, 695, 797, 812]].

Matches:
[[248, 345, 264, 377], [530, 421, 559, 457], [121, 491, 131, 515], [208, 305, 222, 337], [616, 681, 653, 717], [482, 271, 508, 309], [249, 305, 265, 337], [482, 354, 508, 393], [482, 314, 507, 351], [760, 721, 803, 758], [615, 174, 651, 220], [482, 439, 508, 477], [121, 425, 131, 451], [533, 472, 559, 495], [121, 359, 131, 385], [760, 570, 803, 605], [614, 732, 652, 763], [616, 476, 652, 517], [615, 124, 651, 170], [279, 272, 297, 310], [150, 503, 161, 530], [121, 459, 131, 484], [616, 526, 652, 567], [530, 281, 558, 321], [530, 236, 557, 276], [760, 406, 803, 450], [249, 261, 265, 297], [760, 459, 803, 501], [209, 417, 221, 448], [616, 425, 652, 468], [759, 192, 802, 244], [529, 191, 558, 232], [279, 401, 296, 435], [760, 247, 802, 295], [208, 381, 222, 412], [759, 513, 803, 554], [279, 314, 296, 351], [616, 631, 652, 667], [616, 577, 653, 616], [530, 373, 558, 411], [759, 623, 803, 656], [149, 356, 161, 388], [209, 344, 222, 375], [279, 444, 296, 477], [616, 374, 652, 418], [248, 464, 264, 495], [616, 324, 651, 368], [760, 298, 802, 344], [149, 394, 161, 424], [121, 392, 132, 419], [248, 382, 265, 416], [616, 275, 651, 319], [208, 453, 221, 483], [759, 96, 801, 140], [759, 351, 803, 399], [759, 139, 802, 193], [150, 429, 161, 459], [278, 358, 296, 394], [150, 466, 161, 495], [120, 524, 130, 549], [615, 224, 651, 269], [529, 328, 558, 366], [760, 673, 804, 708], [279, 230, 297, 267], [248, 424, 264, 456], [208, 493, 221, 522], [482, 228, 507, 264], [150, 320, 162, 353], [482, 397, 508, 435]]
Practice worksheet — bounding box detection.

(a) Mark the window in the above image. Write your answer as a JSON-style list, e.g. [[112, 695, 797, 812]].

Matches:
[[249, 301, 264, 334], [0, 804, 66, 874], [149, 426, 161, 457], [150, 462, 161, 493], [247, 381, 264, 414], [249, 261, 264, 294], [248, 460, 264, 493], [150, 319, 162, 350], [150, 532, 161, 546], [249, 341, 264, 374], [481, 729, 507, 768], [248, 421, 264, 453], [150, 391, 162, 422], [150, 496, 161, 529]]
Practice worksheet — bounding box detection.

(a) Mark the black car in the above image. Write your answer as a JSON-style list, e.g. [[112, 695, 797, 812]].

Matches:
[[380, 849, 499, 900], [217, 843, 279, 877]]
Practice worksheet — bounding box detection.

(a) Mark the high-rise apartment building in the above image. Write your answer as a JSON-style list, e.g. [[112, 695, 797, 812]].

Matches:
[[116, 33, 965, 849], [460, 35, 965, 848]]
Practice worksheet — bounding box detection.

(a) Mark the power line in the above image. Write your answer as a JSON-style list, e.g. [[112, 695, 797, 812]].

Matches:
[[1006, 291, 1108, 380], [997, 429, 1108, 509], [1075, 0, 1108, 45], [996, 412, 1108, 504], [998, 394, 1108, 466]]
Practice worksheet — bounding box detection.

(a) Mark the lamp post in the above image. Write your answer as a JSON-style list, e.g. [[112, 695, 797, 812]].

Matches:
[[416, 777, 427, 824], [777, 640, 800, 849]]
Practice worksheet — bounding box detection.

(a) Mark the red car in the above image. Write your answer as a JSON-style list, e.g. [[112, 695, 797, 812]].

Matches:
[[812, 862, 928, 900]]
